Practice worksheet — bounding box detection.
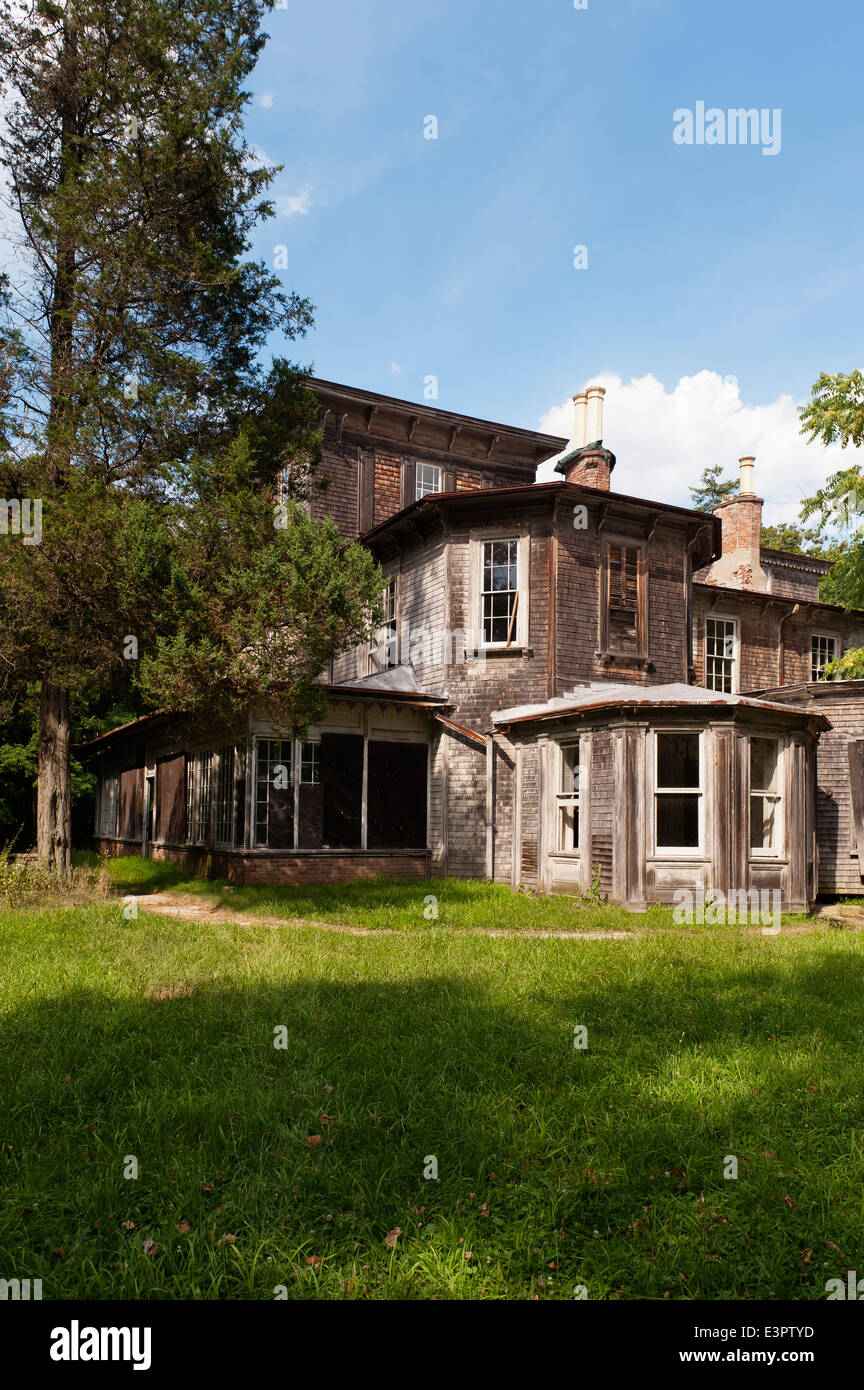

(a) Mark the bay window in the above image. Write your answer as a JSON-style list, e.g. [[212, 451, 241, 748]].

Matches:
[[655, 731, 702, 851]]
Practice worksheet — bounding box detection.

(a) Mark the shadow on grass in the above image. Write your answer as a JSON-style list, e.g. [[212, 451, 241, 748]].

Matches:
[[2, 947, 864, 1299]]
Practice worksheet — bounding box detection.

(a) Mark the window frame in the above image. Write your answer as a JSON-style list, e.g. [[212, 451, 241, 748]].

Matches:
[[186, 745, 235, 848], [600, 536, 647, 657], [555, 741, 580, 854], [415, 462, 442, 500], [471, 529, 530, 651], [811, 631, 839, 681], [749, 734, 783, 859], [368, 573, 399, 673], [652, 728, 704, 857], [704, 614, 739, 693], [250, 730, 429, 852], [253, 738, 294, 850], [97, 772, 120, 838]]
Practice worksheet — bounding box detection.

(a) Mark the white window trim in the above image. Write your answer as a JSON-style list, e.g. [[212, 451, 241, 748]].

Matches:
[[415, 462, 442, 500], [749, 735, 784, 860], [811, 631, 839, 681], [651, 729, 705, 857], [470, 527, 530, 651], [704, 614, 739, 694]]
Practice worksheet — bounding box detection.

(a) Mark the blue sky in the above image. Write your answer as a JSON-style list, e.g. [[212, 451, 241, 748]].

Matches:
[[233, 1, 861, 512]]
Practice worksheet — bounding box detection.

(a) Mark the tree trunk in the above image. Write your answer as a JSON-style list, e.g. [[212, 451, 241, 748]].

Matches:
[[37, 680, 72, 880]]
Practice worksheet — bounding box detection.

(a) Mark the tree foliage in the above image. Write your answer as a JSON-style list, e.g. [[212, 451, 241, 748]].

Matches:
[[688, 463, 738, 512]]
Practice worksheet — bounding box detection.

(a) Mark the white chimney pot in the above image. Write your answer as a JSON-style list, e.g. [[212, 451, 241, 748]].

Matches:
[[571, 391, 588, 450], [585, 384, 605, 444], [739, 456, 756, 496]]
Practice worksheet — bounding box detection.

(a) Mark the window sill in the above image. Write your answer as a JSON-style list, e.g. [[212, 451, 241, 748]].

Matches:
[[480, 645, 533, 658], [595, 651, 653, 671]]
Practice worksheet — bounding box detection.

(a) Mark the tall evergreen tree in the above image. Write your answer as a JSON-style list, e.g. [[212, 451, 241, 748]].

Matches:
[[0, 0, 380, 874]]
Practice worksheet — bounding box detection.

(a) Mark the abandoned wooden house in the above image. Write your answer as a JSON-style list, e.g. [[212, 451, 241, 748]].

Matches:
[[85, 380, 864, 909]]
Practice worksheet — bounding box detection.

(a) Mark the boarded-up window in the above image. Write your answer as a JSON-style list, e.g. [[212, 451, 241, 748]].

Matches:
[[367, 741, 427, 848], [118, 767, 143, 841], [156, 754, 186, 844], [607, 544, 641, 649], [600, 540, 646, 656], [321, 733, 363, 848]]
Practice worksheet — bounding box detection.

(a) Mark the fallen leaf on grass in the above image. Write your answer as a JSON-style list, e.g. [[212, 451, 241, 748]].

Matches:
[[306, 1135, 322, 1146], [141, 1240, 158, 1257], [218, 1233, 236, 1246], [176, 1220, 191, 1234], [385, 1227, 402, 1249], [121, 1220, 135, 1232], [305, 1255, 322, 1268]]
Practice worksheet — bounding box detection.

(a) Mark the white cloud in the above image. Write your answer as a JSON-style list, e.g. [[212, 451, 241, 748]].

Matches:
[[538, 370, 846, 525], [257, 92, 274, 109], [390, 361, 401, 375], [275, 183, 313, 218]]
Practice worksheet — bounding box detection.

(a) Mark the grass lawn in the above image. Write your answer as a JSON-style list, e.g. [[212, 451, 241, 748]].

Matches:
[[1, 870, 863, 1300]]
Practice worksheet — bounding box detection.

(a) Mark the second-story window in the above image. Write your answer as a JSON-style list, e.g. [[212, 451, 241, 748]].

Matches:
[[705, 617, 738, 692], [601, 540, 646, 656], [482, 539, 519, 645], [369, 576, 398, 671], [811, 633, 838, 680], [415, 463, 442, 499]]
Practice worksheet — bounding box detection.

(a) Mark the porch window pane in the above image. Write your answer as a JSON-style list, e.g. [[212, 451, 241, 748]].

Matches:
[[254, 739, 294, 849]]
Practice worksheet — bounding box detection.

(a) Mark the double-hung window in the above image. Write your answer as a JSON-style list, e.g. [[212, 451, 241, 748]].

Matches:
[[556, 743, 580, 851], [654, 732, 702, 852], [811, 633, 838, 681], [750, 737, 781, 854], [370, 576, 398, 672], [705, 617, 737, 692], [482, 538, 519, 646]]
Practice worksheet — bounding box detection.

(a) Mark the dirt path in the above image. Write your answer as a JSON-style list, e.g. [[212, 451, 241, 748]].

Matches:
[[134, 892, 631, 940], [128, 892, 864, 940]]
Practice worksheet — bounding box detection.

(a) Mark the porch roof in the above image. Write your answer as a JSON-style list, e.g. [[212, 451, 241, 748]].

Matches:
[[492, 681, 832, 730]]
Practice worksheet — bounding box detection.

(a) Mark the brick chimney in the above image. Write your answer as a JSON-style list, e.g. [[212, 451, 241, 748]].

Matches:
[[704, 455, 767, 591], [556, 384, 615, 490]]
